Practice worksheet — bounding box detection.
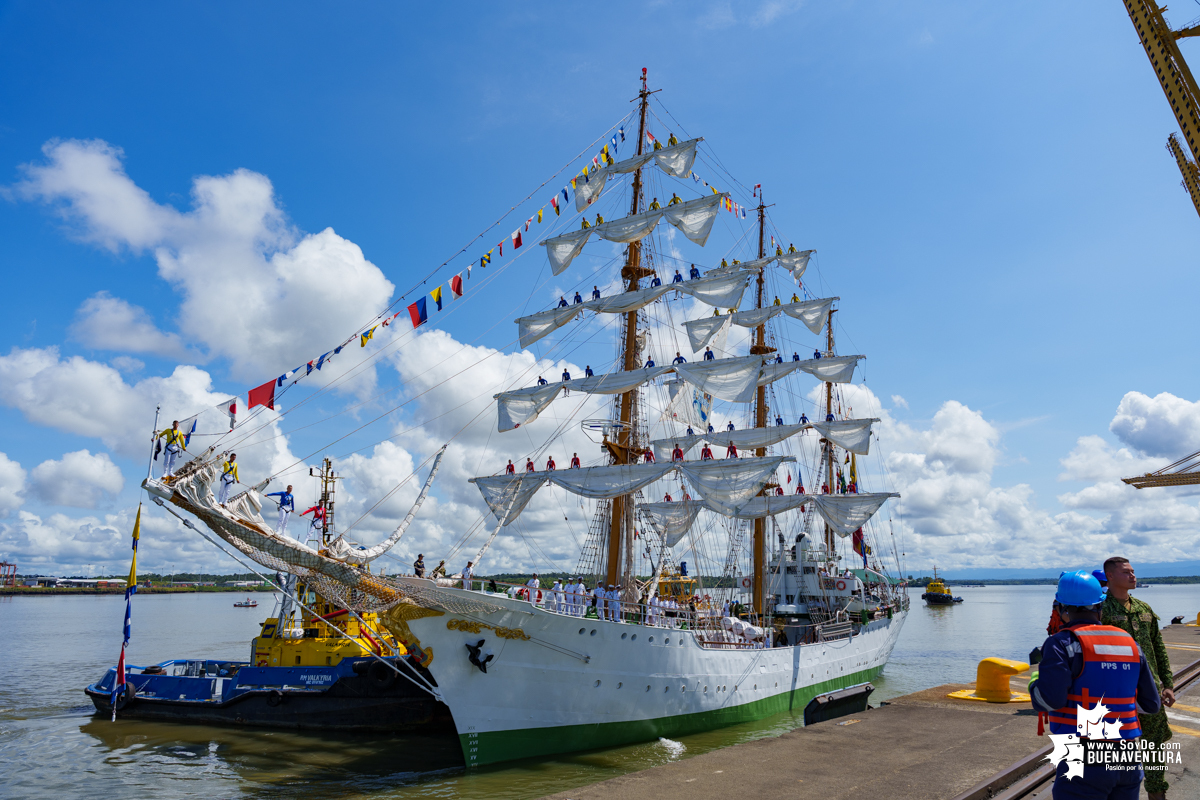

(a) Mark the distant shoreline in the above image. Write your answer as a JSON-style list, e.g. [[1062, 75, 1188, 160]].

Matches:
[[0, 586, 276, 596]]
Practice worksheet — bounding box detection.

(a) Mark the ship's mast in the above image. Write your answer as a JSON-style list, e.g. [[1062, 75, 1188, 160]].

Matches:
[[603, 69, 655, 590], [312, 457, 339, 547], [750, 194, 772, 618], [823, 308, 836, 559]]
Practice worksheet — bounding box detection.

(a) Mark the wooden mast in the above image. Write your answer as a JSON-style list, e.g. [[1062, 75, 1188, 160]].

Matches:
[[750, 193, 771, 617], [604, 69, 654, 589], [823, 308, 836, 558]]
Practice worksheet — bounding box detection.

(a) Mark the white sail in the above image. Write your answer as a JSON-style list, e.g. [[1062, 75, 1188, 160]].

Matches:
[[661, 193, 726, 246], [651, 137, 701, 178], [681, 315, 731, 354], [807, 492, 898, 536], [718, 493, 810, 520], [592, 208, 664, 244], [733, 256, 775, 273], [807, 418, 879, 455], [609, 152, 654, 175], [755, 359, 806, 387], [546, 463, 674, 499], [777, 249, 813, 280], [639, 500, 702, 547], [730, 305, 782, 328], [495, 383, 563, 432], [676, 271, 750, 308], [649, 423, 805, 462], [781, 296, 836, 334], [542, 229, 592, 276], [799, 354, 863, 384], [574, 365, 672, 394], [469, 474, 548, 527], [516, 306, 581, 348], [673, 354, 762, 403], [682, 456, 793, 516], [648, 434, 702, 463], [658, 378, 712, 428], [573, 169, 609, 211], [585, 283, 671, 314]]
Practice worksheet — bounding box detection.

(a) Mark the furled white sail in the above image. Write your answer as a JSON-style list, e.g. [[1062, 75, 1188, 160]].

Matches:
[[682, 315, 731, 354], [574, 365, 672, 394], [676, 271, 750, 308], [573, 170, 609, 211], [777, 249, 814, 280], [798, 354, 863, 384], [733, 256, 776, 273], [495, 383, 563, 432], [718, 494, 810, 520], [470, 474, 548, 527], [516, 306, 581, 348], [649, 434, 703, 463], [731, 305, 782, 328], [658, 378, 712, 428], [662, 194, 726, 246], [591, 208, 664, 244], [807, 418, 879, 455], [681, 456, 793, 516], [541, 229, 592, 275], [807, 492, 898, 536], [546, 463, 674, 499], [639, 500, 702, 548], [781, 296, 836, 334], [648, 423, 804, 462], [651, 137, 701, 178], [585, 283, 671, 314], [673, 354, 763, 403], [755, 360, 807, 387]]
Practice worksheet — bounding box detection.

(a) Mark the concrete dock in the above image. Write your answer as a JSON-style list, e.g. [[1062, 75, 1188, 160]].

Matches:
[[544, 622, 1200, 800]]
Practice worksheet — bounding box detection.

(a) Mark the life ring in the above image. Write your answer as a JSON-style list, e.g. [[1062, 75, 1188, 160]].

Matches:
[[835, 580, 847, 591], [369, 660, 397, 690], [266, 689, 285, 707], [739, 576, 752, 590]]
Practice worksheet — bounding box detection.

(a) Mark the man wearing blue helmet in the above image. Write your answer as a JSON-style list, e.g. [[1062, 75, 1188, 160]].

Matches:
[[1029, 570, 1160, 799]]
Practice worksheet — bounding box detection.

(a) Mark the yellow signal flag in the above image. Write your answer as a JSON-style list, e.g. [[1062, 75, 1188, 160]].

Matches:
[[537, 208, 543, 223]]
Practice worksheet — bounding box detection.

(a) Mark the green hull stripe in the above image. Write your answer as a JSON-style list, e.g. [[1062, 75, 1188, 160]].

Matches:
[[458, 665, 882, 767]]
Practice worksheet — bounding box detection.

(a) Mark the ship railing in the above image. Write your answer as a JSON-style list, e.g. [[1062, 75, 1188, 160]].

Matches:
[[817, 621, 854, 642]]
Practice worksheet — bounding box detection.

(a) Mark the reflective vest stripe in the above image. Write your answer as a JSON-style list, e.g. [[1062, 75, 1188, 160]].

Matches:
[[1047, 624, 1142, 740], [1092, 644, 1135, 657]]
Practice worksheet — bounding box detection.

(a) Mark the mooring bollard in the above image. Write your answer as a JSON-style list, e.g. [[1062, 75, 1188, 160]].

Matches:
[[947, 657, 1031, 703]]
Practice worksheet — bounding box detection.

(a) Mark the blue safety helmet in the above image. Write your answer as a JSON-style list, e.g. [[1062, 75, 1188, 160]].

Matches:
[[1056, 570, 1106, 607], [1091, 569, 1108, 586]]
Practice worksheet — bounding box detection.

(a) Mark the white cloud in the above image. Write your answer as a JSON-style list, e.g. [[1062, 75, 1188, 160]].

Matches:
[[70, 292, 192, 360], [17, 139, 395, 383], [1109, 391, 1200, 459], [0, 452, 27, 517], [29, 450, 124, 508], [891, 394, 909, 410]]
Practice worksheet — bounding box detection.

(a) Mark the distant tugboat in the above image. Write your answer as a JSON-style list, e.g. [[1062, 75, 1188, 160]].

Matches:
[[921, 567, 963, 605], [233, 597, 258, 607]]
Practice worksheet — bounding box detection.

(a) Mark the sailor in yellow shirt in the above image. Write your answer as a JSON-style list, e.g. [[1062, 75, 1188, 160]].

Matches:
[[667, 133, 679, 146], [776, 246, 783, 256], [594, 213, 605, 225], [720, 258, 729, 268], [648, 197, 661, 211], [581, 217, 590, 229], [155, 420, 187, 477], [772, 296, 781, 306], [787, 244, 797, 253], [668, 193, 682, 206], [218, 453, 239, 505], [790, 293, 800, 303]]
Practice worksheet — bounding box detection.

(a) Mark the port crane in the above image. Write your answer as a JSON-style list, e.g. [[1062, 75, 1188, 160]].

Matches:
[[1121, 1, 1200, 217]]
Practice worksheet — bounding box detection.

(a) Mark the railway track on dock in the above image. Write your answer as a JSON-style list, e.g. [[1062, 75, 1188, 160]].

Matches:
[[949, 655, 1200, 800]]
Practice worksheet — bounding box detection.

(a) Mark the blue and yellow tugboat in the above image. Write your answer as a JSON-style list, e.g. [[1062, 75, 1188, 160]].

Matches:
[[920, 567, 963, 606]]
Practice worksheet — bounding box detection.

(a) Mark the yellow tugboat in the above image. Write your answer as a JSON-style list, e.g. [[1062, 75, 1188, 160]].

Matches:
[[920, 566, 963, 606]]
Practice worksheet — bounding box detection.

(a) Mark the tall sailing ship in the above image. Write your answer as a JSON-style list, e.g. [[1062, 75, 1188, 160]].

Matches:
[[136, 72, 908, 766]]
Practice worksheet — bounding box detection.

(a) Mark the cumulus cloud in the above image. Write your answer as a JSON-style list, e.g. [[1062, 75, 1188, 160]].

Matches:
[[29, 450, 124, 508], [1109, 391, 1200, 459], [70, 292, 192, 360], [0, 452, 27, 517], [891, 394, 909, 410], [16, 139, 394, 383]]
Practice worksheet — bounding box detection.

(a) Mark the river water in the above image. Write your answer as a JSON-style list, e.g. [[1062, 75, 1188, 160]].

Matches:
[[2, 585, 1197, 799]]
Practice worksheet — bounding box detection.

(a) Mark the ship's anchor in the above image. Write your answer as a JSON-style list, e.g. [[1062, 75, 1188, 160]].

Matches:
[[465, 639, 494, 673]]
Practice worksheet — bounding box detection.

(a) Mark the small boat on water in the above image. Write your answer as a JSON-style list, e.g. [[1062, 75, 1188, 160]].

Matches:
[[233, 597, 258, 607], [921, 567, 963, 605]]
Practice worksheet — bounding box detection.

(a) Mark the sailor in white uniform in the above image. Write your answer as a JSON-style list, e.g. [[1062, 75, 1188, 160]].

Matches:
[[218, 453, 238, 505], [461, 560, 474, 591], [526, 573, 540, 605], [575, 579, 587, 616], [551, 579, 564, 613]]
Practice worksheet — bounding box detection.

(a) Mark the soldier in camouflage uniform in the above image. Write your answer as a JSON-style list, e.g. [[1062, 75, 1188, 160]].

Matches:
[[1101, 557, 1176, 800]]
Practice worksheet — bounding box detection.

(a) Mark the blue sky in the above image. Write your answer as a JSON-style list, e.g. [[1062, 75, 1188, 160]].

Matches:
[[2, 0, 1199, 577]]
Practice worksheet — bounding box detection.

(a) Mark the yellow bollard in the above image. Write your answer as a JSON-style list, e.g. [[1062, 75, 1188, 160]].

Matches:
[[947, 657, 1031, 703]]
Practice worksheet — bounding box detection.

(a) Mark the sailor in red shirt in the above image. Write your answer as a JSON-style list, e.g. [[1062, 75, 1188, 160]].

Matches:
[[570, 453, 581, 469], [525, 459, 536, 472], [700, 444, 714, 460], [726, 442, 738, 458], [546, 456, 556, 471], [775, 486, 784, 496], [643, 449, 655, 463], [300, 504, 326, 536], [663, 492, 672, 502], [505, 459, 515, 474], [672, 444, 684, 462]]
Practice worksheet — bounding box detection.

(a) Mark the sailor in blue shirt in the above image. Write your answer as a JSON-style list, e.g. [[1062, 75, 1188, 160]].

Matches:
[[800, 413, 809, 424], [689, 264, 701, 280], [561, 368, 571, 396], [592, 286, 601, 300], [672, 352, 687, 364], [727, 421, 735, 431], [826, 413, 835, 422], [792, 352, 800, 361], [774, 355, 783, 364], [558, 296, 569, 308], [573, 292, 583, 305], [813, 348, 822, 359], [704, 347, 715, 361], [537, 376, 548, 386], [645, 357, 655, 368], [707, 423, 715, 433], [672, 270, 684, 283], [776, 415, 784, 426], [584, 365, 594, 377], [686, 425, 694, 436], [650, 274, 662, 287], [265, 485, 295, 536]]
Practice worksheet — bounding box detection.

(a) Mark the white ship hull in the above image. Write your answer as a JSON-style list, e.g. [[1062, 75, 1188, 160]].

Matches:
[[394, 577, 906, 766]]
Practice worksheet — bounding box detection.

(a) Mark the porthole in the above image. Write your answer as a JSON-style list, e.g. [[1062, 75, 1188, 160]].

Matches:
[[594, 680, 601, 688], [649, 636, 655, 643], [679, 640, 683, 646], [775, 682, 778, 687], [646, 685, 651, 692], [621, 632, 627, 640], [704, 686, 708, 693], [665, 637, 670, 644], [590, 629, 597, 636], [664, 686, 669, 692], [754, 684, 757, 689], [631, 634, 637, 641], [617, 682, 623, 689], [680, 686, 685, 692], [579, 628, 585, 635]]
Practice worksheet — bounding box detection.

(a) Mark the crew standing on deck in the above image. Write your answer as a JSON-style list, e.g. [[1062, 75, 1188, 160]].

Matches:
[[461, 560, 474, 591], [218, 453, 238, 504], [1029, 570, 1161, 799], [265, 485, 295, 535], [155, 420, 187, 478], [413, 554, 425, 578], [1102, 557, 1176, 799]]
